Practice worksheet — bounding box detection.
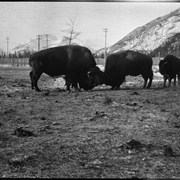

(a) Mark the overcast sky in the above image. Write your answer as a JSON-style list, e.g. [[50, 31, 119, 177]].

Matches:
[[0, 1, 180, 52]]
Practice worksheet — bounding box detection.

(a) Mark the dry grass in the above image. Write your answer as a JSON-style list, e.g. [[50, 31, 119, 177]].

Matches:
[[0, 67, 180, 178]]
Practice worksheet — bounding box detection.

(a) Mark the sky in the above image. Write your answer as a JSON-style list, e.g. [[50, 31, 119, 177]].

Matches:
[[0, 1, 180, 52]]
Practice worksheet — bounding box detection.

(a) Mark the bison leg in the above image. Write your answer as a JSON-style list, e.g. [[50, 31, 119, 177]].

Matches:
[[111, 82, 121, 90], [32, 71, 43, 92], [143, 78, 148, 88], [114, 86, 120, 90], [112, 77, 124, 90], [75, 87, 81, 92], [66, 82, 71, 92], [168, 76, 176, 87], [111, 86, 120, 90], [65, 79, 71, 92], [147, 79, 152, 88], [163, 75, 168, 87], [114, 82, 122, 90], [142, 81, 146, 88], [168, 77, 172, 87], [178, 75, 180, 85], [115, 77, 125, 89], [64, 76, 74, 92], [147, 73, 153, 88], [168, 74, 177, 87], [73, 82, 81, 92], [111, 86, 116, 90], [173, 75, 176, 86], [29, 71, 34, 89], [68, 77, 81, 92]]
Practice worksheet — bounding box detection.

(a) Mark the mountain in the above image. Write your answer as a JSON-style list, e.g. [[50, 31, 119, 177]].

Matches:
[[97, 7, 180, 57], [11, 34, 58, 54], [11, 35, 95, 54], [43, 38, 95, 53]]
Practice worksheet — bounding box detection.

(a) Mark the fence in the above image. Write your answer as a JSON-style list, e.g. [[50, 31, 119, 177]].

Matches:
[[0, 57, 161, 67], [0, 58, 29, 67], [95, 57, 161, 66], [0, 58, 105, 67]]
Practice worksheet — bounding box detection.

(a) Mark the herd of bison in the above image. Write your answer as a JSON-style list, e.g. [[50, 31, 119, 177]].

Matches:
[[29, 45, 180, 92], [0, 45, 180, 178]]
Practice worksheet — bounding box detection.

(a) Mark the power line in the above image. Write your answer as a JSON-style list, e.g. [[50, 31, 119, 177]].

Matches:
[[45, 34, 49, 49], [103, 28, 108, 60], [6, 37, 9, 57], [37, 35, 42, 51]]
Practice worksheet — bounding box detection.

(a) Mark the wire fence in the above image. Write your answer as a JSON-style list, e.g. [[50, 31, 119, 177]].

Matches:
[[0, 57, 161, 67], [0, 58, 29, 67], [0, 58, 106, 67]]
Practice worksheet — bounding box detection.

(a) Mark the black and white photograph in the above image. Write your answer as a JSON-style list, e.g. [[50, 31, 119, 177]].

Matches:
[[0, 0, 180, 178]]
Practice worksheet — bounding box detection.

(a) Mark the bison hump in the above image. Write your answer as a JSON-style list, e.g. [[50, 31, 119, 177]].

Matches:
[[125, 51, 137, 60]]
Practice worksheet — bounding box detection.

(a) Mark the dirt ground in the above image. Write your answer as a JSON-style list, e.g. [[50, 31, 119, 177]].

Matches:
[[0, 66, 180, 178]]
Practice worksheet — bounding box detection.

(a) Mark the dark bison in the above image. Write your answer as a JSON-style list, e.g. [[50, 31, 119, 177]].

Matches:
[[159, 55, 180, 87], [88, 50, 153, 89], [161, 74, 176, 87], [29, 45, 97, 92]]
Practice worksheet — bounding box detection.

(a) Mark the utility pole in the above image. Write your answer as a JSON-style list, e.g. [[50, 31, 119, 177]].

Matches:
[[103, 28, 108, 61], [45, 34, 49, 49], [158, 51, 160, 63], [176, 37, 179, 57], [177, 42, 180, 58], [37, 35, 42, 51], [6, 37, 9, 57]]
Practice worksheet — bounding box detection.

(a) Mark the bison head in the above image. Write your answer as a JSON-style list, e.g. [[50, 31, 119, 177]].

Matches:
[[79, 75, 96, 90], [159, 60, 169, 75], [87, 66, 112, 87]]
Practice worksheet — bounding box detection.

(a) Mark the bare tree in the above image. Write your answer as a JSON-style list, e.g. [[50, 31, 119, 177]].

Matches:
[[62, 17, 81, 45]]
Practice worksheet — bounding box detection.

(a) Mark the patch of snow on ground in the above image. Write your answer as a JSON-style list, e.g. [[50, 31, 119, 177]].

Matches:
[[52, 65, 164, 87], [0, 64, 30, 68], [53, 77, 66, 88], [96, 64, 105, 72]]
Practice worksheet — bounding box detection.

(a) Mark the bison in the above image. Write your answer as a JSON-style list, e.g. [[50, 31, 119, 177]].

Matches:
[[29, 45, 97, 92], [161, 74, 176, 87], [88, 50, 153, 89], [159, 55, 180, 87]]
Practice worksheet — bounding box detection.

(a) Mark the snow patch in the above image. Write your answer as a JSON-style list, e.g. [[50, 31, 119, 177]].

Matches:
[[104, 8, 180, 54], [53, 78, 66, 88], [96, 64, 105, 72]]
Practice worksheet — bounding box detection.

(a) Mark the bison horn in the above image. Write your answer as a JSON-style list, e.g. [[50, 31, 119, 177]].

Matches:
[[87, 71, 91, 78]]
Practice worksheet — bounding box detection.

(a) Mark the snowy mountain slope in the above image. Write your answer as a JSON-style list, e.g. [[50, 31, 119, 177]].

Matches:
[[11, 34, 58, 53], [11, 35, 95, 54], [105, 7, 180, 55]]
